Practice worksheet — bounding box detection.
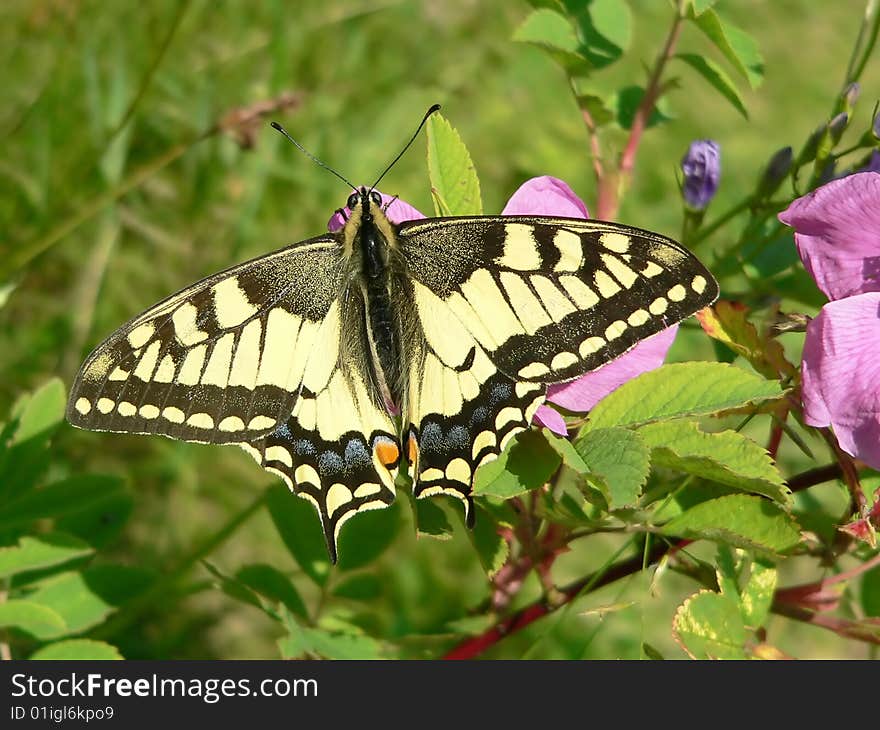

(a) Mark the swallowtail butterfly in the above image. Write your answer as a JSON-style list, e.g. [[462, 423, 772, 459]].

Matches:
[[67, 111, 719, 561]]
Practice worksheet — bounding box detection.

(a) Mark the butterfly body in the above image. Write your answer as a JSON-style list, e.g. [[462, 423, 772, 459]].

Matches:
[[67, 186, 719, 561]]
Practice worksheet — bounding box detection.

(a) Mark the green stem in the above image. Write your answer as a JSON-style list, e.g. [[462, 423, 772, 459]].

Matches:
[[690, 196, 753, 246], [91, 487, 268, 641], [844, 0, 880, 87]]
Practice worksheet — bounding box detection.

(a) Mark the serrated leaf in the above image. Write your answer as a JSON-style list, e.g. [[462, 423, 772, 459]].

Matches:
[[471, 505, 509, 577], [575, 427, 650, 509], [279, 611, 382, 659], [266, 485, 330, 585], [587, 362, 783, 431], [673, 590, 747, 659], [741, 558, 777, 628], [697, 301, 795, 379], [676, 53, 748, 119], [30, 639, 123, 660], [22, 571, 115, 638], [661, 494, 801, 555], [638, 421, 791, 505], [415, 499, 454, 540], [236, 563, 307, 618], [473, 429, 560, 499], [0, 533, 93, 579], [426, 113, 481, 216], [692, 9, 764, 89], [542, 428, 589, 473], [513, 8, 588, 71], [0, 600, 67, 638]]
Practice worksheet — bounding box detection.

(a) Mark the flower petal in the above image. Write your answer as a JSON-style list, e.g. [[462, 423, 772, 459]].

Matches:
[[502, 176, 590, 218], [801, 293, 880, 469], [778, 171, 880, 300], [327, 191, 425, 232], [533, 404, 568, 436], [546, 325, 678, 413], [681, 140, 721, 210]]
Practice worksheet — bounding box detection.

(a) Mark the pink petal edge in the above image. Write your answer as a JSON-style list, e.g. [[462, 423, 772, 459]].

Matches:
[[502, 176, 590, 218], [778, 171, 880, 300], [801, 292, 880, 469]]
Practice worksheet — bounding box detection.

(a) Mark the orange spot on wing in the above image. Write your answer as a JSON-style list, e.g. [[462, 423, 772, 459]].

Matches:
[[407, 432, 420, 469], [374, 439, 400, 468]]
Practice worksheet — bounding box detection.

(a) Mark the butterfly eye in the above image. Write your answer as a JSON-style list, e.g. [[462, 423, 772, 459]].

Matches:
[[347, 193, 359, 210], [370, 191, 382, 207]]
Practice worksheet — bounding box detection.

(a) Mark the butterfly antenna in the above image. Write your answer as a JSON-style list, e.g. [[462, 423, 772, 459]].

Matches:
[[370, 104, 441, 192], [270, 121, 357, 191]]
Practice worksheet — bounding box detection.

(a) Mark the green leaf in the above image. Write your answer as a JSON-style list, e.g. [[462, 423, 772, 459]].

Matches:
[[661, 494, 802, 555], [575, 92, 615, 127], [673, 590, 747, 659], [0, 474, 128, 532], [332, 574, 383, 601], [426, 112, 482, 216], [0, 533, 93, 579], [0, 600, 66, 638], [337, 501, 400, 571], [688, 0, 719, 14], [0, 378, 67, 498], [675, 53, 748, 119], [692, 9, 764, 89], [513, 8, 588, 71], [740, 558, 777, 629], [236, 563, 307, 618], [638, 421, 791, 505], [471, 505, 509, 577], [415, 499, 454, 540], [21, 571, 114, 638], [542, 428, 589, 472], [30, 639, 123, 660], [613, 85, 674, 130], [279, 612, 382, 659], [575, 427, 650, 509], [586, 362, 783, 431], [862, 564, 880, 617], [571, 0, 632, 69], [266, 485, 330, 585], [473, 429, 560, 499]]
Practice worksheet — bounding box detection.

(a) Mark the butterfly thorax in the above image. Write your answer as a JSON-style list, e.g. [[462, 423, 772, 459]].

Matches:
[[341, 189, 406, 415]]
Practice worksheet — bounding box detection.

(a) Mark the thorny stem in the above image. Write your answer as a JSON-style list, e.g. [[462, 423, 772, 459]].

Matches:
[[820, 428, 867, 517]]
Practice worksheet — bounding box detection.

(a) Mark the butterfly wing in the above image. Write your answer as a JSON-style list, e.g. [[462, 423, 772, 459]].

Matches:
[[399, 215, 719, 513], [68, 234, 400, 560]]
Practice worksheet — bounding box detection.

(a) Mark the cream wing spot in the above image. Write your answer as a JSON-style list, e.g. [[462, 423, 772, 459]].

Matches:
[[108, 367, 129, 381], [229, 319, 262, 390], [553, 229, 584, 272], [248, 415, 276, 430], [295, 464, 320, 487], [627, 309, 650, 327], [604, 320, 628, 341], [642, 261, 664, 278], [594, 270, 621, 298], [162, 407, 185, 423], [117, 401, 136, 417], [531, 275, 577, 320], [219, 416, 246, 432], [257, 308, 302, 388], [97, 398, 114, 414], [494, 223, 542, 270], [154, 355, 176, 383], [186, 412, 214, 429], [127, 323, 155, 348], [649, 297, 668, 315], [177, 345, 207, 386], [354, 483, 382, 498], [579, 336, 605, 357], [139, 404, 160, 419], [326, 483, 354, 518], [133, 340, 161, 381], [172, 302, 208, 346], [445, 458, 471, 484], [495, 406, 522, 430], [601, 254, 639, 289], [265, 445, 293, 467], [599, 231, 631, 253], [75, 398, 92, 415], [551, 351, 578, 371], [692, 275, 708, 294], [471, 430, 497, 460], [201, 333, 235, 387], [212, 278, 258, 329], [499, 272, 552, 334], [559, 276, 599, 309], [668, 284, 687, 302], [518, 362, 550, 379]]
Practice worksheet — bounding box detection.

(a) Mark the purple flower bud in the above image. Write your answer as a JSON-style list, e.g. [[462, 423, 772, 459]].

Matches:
[[756, 146, 793, 198], [681, 140, 721, 210], [828, 112, 849, 144], [839, 82, 860, 113]]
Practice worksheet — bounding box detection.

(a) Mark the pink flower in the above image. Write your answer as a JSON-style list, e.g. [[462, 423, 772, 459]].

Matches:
[[779, 171, 880, 469], [329, 177, 677, 436]]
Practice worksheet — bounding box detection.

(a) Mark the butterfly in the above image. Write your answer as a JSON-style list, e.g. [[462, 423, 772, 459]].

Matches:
[[66, 115, 719, 562]]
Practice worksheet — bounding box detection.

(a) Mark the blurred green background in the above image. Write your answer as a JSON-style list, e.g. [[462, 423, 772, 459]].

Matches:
[[1, 0, 878, 658]]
